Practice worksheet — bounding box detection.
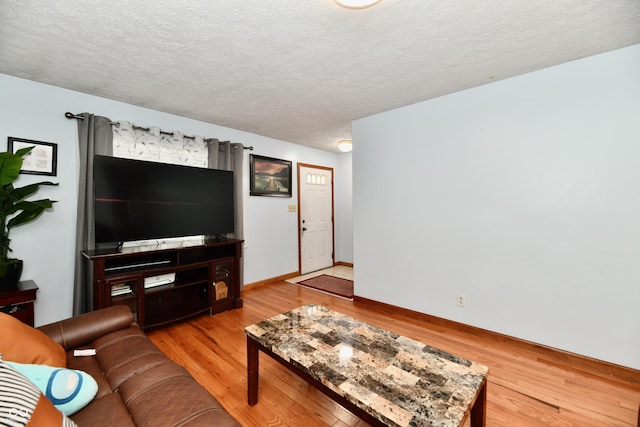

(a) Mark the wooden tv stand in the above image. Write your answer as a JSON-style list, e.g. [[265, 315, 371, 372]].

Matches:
[[83, 238, 243, 329]]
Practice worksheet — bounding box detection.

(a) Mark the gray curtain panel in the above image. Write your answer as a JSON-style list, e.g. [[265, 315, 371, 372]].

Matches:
[[207, 140, 244, 242], [208, 140, 245, 288], [73, 113, 113, 315]]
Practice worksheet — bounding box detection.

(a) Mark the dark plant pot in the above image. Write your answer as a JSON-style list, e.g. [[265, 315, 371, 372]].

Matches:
[[0, 260, 23, 289]]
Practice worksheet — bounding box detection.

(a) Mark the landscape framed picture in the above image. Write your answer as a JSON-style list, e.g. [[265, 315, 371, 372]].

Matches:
[[7, 137, 58, 176], [250, 154, 292, 197]]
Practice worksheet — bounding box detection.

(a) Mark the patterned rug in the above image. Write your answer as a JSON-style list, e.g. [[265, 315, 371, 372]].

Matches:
[[295, 274, 354, 299]]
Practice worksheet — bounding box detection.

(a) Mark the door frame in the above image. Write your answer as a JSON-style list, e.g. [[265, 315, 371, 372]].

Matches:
[[297, 163, 335, 274]]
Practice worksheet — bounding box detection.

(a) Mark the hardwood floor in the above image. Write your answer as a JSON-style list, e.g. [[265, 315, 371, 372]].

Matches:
[[147, 281, 640, 426]]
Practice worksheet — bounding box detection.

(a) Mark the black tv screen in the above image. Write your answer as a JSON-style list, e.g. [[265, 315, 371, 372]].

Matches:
[[94, 155, 234, 245]]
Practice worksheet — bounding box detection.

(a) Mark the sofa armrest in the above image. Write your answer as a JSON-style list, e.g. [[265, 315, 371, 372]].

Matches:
[[38, 305, 136, 350]]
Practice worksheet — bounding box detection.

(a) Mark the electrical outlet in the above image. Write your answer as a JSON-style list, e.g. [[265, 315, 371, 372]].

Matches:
[[456, 293, 466, 307]]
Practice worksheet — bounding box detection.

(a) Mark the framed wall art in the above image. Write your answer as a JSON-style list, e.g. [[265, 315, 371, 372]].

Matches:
[[250, 154, 292, 197], [7, 137, 58, 176]]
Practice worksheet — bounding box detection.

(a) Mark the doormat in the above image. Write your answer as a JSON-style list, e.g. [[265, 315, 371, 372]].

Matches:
[[295, 275, 354, 299]]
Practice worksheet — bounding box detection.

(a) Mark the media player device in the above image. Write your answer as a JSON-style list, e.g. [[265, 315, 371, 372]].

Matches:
[[144, 273, 176, 289]]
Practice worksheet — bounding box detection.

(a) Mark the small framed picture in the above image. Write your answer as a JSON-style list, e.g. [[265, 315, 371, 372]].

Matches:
[[250, 154, 292, 197], [7, 137, 58, 176]]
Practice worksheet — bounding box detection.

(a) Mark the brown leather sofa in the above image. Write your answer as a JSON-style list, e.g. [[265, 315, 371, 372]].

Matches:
[[38, 305, 240, 426]]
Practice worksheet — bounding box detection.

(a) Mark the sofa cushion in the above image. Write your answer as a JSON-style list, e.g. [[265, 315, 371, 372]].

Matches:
[[92, 327, 169, 390], [119, 366, 240, 427], [0, 357, 76, 427], [70, 392, 136, 427], [0, 312, 66, 367]]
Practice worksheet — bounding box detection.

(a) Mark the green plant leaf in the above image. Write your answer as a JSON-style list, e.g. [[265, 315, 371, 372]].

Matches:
[[0, 147, 33, 188], [9, 181, 58, 202], [6, 200, 56, 229]]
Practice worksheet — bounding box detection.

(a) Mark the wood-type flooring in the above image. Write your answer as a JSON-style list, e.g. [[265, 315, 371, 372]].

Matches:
[[147, 281, 640, 426]]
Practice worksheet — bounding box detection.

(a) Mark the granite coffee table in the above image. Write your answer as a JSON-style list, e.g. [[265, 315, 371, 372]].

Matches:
[[245, 304, 489, 426]]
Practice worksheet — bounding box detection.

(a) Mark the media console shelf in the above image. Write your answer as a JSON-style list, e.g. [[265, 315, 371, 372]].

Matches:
[[83, 238, 243, 329]]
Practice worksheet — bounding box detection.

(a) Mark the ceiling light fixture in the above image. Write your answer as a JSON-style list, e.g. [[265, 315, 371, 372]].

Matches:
[[334, 0, 382, 10], [338, 139, 353, 152]]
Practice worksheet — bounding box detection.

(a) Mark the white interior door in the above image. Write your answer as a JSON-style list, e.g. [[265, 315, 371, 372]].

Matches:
[[299, 164, 334, 274]]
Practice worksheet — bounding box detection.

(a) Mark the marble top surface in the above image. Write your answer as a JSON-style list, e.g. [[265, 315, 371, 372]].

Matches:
[[245, 304, 488, 427]]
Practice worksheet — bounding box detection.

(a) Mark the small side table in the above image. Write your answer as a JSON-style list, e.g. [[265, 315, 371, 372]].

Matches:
[[0, 280, 38, 326]]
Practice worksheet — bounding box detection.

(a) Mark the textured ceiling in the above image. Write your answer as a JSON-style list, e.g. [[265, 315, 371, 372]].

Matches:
[[1, 1, 639, 152]]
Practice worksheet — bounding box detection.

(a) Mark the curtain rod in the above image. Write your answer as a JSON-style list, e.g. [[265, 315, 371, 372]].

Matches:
[[65, 112, 253, 150]]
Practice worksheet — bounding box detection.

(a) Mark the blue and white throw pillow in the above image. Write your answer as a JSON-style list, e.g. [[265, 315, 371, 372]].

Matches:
[[0, 355, 78, 426], [7, 361, 98, 416]]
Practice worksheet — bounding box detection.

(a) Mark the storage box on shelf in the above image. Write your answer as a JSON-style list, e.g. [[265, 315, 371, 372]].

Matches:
[[83, 238, 243, 329]]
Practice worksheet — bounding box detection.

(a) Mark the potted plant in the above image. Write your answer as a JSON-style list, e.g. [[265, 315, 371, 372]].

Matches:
[[0, 146, 57, 287]]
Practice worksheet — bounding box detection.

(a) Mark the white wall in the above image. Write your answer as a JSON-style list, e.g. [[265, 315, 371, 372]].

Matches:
[[241, 138, 347, 283], [335, 152, 353, 264], [353, 44, 640, 369], [1, 73, 352, 325]]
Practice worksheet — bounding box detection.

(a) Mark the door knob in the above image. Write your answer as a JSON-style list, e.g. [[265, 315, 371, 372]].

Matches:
[[302, 227, 307, 232]]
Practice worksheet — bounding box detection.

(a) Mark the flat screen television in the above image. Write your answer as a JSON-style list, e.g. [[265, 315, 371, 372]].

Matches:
[[94, 155, 235, 246]]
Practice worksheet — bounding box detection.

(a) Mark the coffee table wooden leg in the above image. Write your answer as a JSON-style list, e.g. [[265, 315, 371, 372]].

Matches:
[[470, 380, 487, 427], [247, 336, 259, 406]]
